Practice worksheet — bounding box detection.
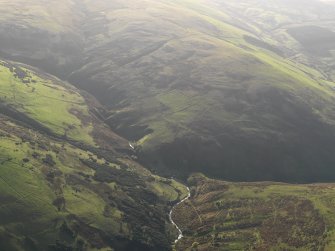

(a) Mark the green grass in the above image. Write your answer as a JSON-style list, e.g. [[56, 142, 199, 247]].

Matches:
[[0, 62, 95, 145], [1, 1, 335, 249], [0, 135, 61, 248], [63, 185, 122, 233], [0, 105, 188, 250], [149, 176, 189, 201]]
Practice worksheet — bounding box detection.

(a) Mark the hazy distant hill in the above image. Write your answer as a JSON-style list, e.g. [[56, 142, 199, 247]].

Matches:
[[2, 1, 335, 250], [1, 0, 335, 182]]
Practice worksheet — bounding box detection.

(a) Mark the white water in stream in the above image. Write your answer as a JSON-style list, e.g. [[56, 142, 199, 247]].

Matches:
[[169, 187, 191, 243]]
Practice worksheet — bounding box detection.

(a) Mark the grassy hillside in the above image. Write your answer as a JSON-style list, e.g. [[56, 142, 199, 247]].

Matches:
[[173, 173, 335, 250], [0, 59, 188, 251], [0, 61, 95, 144], [0, 0, 335, 182], [1, 2, 335, 250]]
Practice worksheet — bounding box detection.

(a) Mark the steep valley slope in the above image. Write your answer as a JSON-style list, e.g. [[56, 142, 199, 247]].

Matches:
[[0, 59, 188, 251], [0, 0, 335, 181], [2, 1, 335, 250], [173, 174, 335, 251]]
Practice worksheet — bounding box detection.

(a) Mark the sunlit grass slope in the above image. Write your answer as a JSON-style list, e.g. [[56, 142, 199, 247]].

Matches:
[[0, 61, 94, 144], [0, 101, 187, 251], [0, 59, 188, 250]]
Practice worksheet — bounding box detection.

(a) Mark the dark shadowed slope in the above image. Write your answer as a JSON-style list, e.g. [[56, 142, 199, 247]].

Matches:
[[0, 0, 335, 183]]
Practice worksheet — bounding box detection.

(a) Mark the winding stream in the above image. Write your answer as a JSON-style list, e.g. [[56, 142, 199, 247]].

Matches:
[[169, 186, 191, 243]]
